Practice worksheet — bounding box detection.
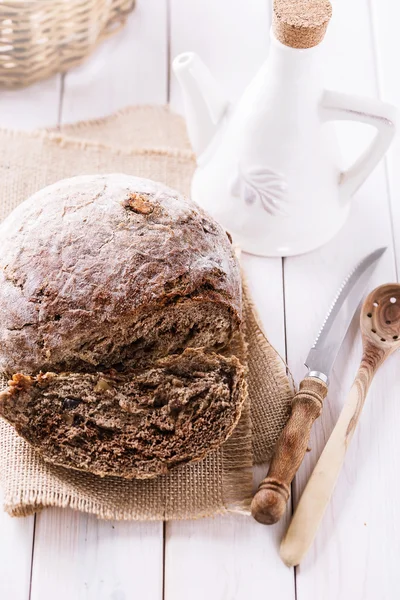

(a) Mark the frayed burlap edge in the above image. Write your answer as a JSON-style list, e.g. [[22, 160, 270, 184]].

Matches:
[[0, 125, 195, 160], [47, 105, 193, 152]]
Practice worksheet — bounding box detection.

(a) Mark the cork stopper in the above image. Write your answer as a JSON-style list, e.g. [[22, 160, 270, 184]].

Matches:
[[273, 0, 332, 49]]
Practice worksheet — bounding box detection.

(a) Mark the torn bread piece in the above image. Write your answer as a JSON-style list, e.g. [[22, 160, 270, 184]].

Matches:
[[0, 349, 247, 479]]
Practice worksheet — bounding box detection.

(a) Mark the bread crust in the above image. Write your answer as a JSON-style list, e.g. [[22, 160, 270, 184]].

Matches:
[[0, 174, 241, 374]]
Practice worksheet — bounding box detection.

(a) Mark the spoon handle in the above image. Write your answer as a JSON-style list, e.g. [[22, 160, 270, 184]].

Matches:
[[279, 356, 378, 567], [251, 376, 328, 525]]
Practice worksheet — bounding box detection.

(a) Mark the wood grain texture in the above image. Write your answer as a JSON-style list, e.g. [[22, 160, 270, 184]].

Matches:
[[281, 284, 400, 566], [0, 490, 34, 600], [252, 377, 328, 525], [370, 0, 400, 279], [61, 0, 168, 123], [0, 76, 62, 129], [30, 509, 163, 600], [241, 254, 286, 357], [165, 510, 294, 600], [287, 1, 400, 598], [169, 0, 271, 113]]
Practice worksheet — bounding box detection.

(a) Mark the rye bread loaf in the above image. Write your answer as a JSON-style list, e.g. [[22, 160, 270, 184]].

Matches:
[[0, 174, 244, 478]]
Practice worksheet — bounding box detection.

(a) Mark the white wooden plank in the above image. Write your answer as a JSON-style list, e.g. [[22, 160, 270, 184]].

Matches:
[[169, 0, 271, 114], [30, 3, 168, 600], [30, 509, 163, 600], [0, 490, 34, 600], [167, 2, 293, 599], [369, 0, 400, 275], [61, 1, 168, 123], [241, 255, 286, 358], [0, 60, 61, 600], [0, 76, 61, 129], [165, 510, 293, 600], [284, 1, 400, 598]]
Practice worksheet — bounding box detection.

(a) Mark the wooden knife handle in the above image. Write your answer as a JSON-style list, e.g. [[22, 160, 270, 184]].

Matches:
[[251, 376, 328, 525]]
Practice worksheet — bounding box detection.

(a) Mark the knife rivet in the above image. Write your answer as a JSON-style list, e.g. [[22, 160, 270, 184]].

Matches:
[[372, 329, 377, 333], [381, 338, 386, 342], [367, 313, 372, 318], [373, 301, 379, 307], [386, 320, 391, 324]]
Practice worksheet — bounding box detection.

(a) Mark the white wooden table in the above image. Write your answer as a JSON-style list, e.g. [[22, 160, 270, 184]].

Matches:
[[0, 1, 399, 598]]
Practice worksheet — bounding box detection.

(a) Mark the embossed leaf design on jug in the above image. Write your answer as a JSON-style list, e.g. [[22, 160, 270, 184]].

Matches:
[[231, 166, 288, 216]]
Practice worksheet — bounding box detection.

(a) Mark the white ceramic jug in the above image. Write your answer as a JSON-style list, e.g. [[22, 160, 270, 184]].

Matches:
[[173, 20, 397, 256]]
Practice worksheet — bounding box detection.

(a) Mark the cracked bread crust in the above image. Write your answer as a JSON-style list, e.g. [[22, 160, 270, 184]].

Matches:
[[0, 174, 242, 375], [0, 349, 247, 479]]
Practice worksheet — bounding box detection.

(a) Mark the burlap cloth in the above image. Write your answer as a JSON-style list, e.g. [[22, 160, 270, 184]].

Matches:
[[0, 106, 293, 520]]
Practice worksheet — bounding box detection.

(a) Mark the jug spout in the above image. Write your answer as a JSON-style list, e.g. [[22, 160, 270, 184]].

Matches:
[[173, 52, 228, 158]]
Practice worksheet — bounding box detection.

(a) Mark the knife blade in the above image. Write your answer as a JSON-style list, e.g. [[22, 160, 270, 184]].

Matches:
[[305, 246, 386, 383], [251, 247, 386, 526]]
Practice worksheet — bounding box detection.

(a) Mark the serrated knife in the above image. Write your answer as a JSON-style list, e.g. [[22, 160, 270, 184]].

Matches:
[[251, 247, 386, 525]]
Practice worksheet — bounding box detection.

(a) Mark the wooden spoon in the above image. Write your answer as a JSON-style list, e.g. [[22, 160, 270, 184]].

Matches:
[[280, 283, 400, 567]]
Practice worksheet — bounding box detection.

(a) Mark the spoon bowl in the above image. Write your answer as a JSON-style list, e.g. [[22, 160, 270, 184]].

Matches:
[[362, 284, 400, 350]]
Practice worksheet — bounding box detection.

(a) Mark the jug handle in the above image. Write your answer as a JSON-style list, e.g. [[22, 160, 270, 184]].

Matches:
[[321, 90, 397, 198]]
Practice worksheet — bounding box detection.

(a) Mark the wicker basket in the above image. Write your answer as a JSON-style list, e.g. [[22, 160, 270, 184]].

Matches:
[[0, 0, 136, 88]]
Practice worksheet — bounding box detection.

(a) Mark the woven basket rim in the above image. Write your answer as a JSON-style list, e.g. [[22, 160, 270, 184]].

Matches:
[[0, 0, 136, 89]]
